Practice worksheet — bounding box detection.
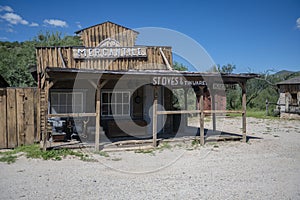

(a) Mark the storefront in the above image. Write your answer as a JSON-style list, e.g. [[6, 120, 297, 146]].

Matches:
[[37, 21, 257, 150]]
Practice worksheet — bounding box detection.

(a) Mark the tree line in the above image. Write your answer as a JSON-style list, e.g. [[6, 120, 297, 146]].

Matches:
[[0, 32, 299, 113]]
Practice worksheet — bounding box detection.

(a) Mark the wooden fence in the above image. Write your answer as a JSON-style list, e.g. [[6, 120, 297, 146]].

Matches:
[[0, 88, 40, 148]]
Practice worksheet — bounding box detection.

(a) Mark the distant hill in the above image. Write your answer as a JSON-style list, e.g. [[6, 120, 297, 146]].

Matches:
[[274, 70, 295, 76], [273, 70, 300, 82]]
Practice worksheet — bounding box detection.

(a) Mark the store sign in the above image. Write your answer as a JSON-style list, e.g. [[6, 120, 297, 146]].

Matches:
[[73, 38, 147, 59], [213, 83, 226, 90], [152, 76, 207, 86]]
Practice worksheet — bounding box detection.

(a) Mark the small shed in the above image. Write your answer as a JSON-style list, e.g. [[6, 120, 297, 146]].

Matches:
[[276, 76, 300, 119]]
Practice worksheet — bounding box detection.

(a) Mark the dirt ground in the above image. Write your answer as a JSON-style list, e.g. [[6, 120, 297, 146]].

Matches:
[[0, 117, 300, 200]]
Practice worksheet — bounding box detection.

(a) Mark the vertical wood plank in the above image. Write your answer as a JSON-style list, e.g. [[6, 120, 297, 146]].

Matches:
[[152, 86, 158, 147], [184, 88, 188, 128], [199, 86, 205, 145], [95, 84, 101, 151], [24, 88, 35, 145], [6, 88, 17, 148], [35, 88, 41, 142], [0, 89, 7, 148], [16, 88, 25, 146], [66, 48, 71, 68], [42, 83, 49, 150], [211, 92, 216, 132]]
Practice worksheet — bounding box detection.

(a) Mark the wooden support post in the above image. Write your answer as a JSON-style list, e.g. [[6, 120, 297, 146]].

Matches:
[[241, 82, 247, 142], [152, 86, 158, 147], [42, 82, 49, 150], [184, 88, 188, 128], [199, 86, 205, 145], [211, 92, 216, 132], [95, 85, 101, 151]]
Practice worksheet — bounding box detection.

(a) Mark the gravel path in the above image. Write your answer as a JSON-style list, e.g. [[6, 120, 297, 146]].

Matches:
[[0, 117, 300, 200]]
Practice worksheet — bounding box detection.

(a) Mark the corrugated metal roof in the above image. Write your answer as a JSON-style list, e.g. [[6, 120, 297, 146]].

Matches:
[[277, 76, 300, 85]]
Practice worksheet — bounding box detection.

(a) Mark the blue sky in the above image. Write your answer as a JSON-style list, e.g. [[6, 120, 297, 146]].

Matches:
[[0, 0, 299, 73]]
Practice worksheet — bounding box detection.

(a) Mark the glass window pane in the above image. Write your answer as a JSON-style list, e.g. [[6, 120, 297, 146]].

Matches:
[[102, 104, 109, 115], [123, 92, 129, 103], [74, 93, 82, 106], [123, 104, 129, 115], [67, 93, 72, 104], [116, 104, 122, 115], [74, 106, 82, 113], [66, 106, 72, 113], [60, 106, 66, 113], [109, 93, 113, 103], [51, 93, 59, 105], [102, 93, 108, 103], [60, 94, 67, 105], [116, 93, 122, 103], [51, 106, 59, 114], [111, 104, 115, 115]]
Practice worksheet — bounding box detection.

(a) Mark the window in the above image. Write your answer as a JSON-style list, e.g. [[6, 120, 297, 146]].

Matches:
[[291, 93, 297, 105], [50, 92, 84, 114], [101, 91, 130, 116]]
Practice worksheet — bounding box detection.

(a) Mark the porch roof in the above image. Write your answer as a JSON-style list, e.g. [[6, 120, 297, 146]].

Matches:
[[45, 67, 259, 85]]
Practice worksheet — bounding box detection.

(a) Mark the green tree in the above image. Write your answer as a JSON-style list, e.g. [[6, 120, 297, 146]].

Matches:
[[0, 31, 81, 87], [173, 61, 188, 71]]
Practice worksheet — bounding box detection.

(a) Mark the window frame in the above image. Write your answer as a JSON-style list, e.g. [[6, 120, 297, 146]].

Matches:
[[101, 90, 130, 117], [50, 90, 86, 114]]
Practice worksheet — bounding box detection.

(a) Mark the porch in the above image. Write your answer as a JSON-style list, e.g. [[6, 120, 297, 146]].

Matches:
[[41, 67, 258, 151]]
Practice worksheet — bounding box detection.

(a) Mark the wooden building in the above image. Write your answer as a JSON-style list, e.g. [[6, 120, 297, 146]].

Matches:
[[37, 21, 258, 150], [276, 76, 300, 119]]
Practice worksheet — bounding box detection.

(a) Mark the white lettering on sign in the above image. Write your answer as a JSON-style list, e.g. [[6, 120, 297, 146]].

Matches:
[[213, 83, 226, 90], [152, 76, 207, 86], [73, 47, 147, 59]]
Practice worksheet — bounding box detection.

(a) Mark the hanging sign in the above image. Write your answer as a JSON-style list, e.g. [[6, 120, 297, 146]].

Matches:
[[73, 38, 147, 59]]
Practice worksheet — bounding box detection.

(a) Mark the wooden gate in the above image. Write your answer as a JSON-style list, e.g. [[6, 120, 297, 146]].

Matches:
[[0, 88, 40, 148]]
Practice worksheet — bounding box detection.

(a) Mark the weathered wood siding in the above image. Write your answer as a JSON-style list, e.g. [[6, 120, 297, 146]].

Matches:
[[0, 88, 40, 148], [36, 47, 172, 73], [77, 21, 138, 47]]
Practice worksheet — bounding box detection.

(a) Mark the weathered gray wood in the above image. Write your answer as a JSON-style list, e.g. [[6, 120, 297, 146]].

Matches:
[[42, 83, 49, 151], [95, 86, 101, 151], [24, 88, 37, 145], [7, 89, 17, 148], [48, 113, 96, 118], [211, 92, 216, 132], [199, 87, 205, 146], [35, 89, 41, 142], [152, 86, 158, 147], [0, 89, 7, 148], [16, 88, 25, 146], [156, 110, 243, 115]]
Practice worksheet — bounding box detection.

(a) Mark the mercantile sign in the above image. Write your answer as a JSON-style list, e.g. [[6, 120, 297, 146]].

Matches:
[[73, 47, 147, 59], [73, 37, 147, 59]]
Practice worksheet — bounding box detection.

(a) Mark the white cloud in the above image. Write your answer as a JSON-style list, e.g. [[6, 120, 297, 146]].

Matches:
[[297, 18, 300, 29], [0, 5, 13, 12], [29, 22, 39, 27], [43, 19, 68, 27], [0, 12, 28, 25], [0, 36, 8, 40], [76, 21, 82, 29]]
